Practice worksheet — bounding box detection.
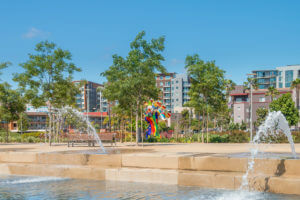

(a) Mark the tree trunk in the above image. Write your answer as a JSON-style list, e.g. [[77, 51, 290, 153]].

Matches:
[[141, 105, 143, 146], [206, 112, 209, 143], [201, 111, 205, 143], [135, 101, 139, 145], [198, 112, 201, 142], [6, 122, 9, 143], [130, 110, 133, 142], [48, 106, 52, 146]]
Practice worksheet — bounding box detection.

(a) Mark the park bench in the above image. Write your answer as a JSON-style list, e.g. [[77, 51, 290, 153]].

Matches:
[[67, 133, 117, 147]]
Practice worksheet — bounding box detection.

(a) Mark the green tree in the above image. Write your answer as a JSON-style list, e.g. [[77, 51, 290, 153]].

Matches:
[[17, 112, 30, 133], [0, 84, 25, 142], [13, 41, 81, 145], [269, 93, 299, 126], [255, 107, 268, 127], [185, 54, 226, 143], [291, 78, 300, 110], [180, 109, 190, 135], [266, 86, 279, 102], [0, 62, 11, 79], [101, 31, 166, 144], [243, 77, 258, 91]]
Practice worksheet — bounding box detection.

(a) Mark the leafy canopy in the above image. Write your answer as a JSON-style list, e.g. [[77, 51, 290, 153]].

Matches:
[[101, 31, 166, 111], [269, 93, 299, 126], [13, 41, 81, 108]]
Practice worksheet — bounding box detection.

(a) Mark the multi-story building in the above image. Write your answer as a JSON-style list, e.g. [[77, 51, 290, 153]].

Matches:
[[156, 73, 191, 113], [171, 74, 191, 113], [73, 81, 108, 112], [230, 85, 291, 125], [276, 65, 300, 88], [156, 73, 176, 111], [252, 70, 277, 89]]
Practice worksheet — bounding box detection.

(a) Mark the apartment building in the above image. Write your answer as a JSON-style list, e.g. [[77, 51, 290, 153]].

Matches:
[[156, 73, 191, 113], [230, 85, 291, 125], [73, 81, 109, 112], [252, 70, 277, 89], [156, 73, 176, 111], [276, 65, 300, 88]]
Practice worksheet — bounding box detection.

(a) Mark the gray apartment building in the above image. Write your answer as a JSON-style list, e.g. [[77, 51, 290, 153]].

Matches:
[[156, 73, 191, 113]]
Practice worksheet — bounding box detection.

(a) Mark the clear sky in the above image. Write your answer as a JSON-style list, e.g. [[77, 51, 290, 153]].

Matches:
[[1, 0, 300, 87]]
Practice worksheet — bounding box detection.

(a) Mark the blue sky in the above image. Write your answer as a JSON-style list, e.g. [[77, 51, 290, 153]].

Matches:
[[1, 0, 300, 87]]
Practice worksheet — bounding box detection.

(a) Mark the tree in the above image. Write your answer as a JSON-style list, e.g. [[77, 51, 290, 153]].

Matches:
[[291, 78, 300, 110], [255, 107, 268, 127], [185, 54, 226, 143], [0, 62, 11, 80], [0, 84, 25, 142], [180, 109, 190, 135], [269, 93, 299, 126], [266, 86, 279, 102], [17, 112, 30, 133], [13, 41, 81, 145], [243, 77, 258, 92], [101, 31, 166, 144]]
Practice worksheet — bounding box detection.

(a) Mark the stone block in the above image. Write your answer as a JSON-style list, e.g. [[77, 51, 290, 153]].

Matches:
[[87, 154, 121, 168], [179, 156, 247, 172], [122, 154, 178, 169], [105, 168, 178, 184], [0, 152, 37, 163]]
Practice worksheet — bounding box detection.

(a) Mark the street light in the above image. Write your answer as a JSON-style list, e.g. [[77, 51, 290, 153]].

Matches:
[[247, 73, 256, 141]]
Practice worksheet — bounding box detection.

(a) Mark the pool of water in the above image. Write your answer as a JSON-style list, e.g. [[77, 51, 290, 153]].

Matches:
[[0, 175, 299, 200]]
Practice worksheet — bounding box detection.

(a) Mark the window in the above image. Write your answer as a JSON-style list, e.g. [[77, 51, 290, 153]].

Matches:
[[176, 80, 178, 84], [166, 75, 170, 79], [160, 76, 163, 80], [176, 87, 178, 89], [176, 99, 178, 101], [259, 97, 266, 102], [160, 82, 163, 86], [172, 87, 174, 90], [237, 106, 240, 111], [285, 70, 293, 88], [279, 83, 283, 88]]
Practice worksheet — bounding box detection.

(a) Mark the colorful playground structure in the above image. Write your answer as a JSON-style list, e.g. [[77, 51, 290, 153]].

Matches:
[[144, 100, 171, 139]]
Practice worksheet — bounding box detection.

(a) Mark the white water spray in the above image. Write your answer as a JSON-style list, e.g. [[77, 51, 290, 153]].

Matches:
[[240, 111, 297, 190], [57, 106, 106, 153]]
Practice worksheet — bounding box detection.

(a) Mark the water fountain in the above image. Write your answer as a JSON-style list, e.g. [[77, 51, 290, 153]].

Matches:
[[57, 106, 106, 153], [240, 111, 297, 190]]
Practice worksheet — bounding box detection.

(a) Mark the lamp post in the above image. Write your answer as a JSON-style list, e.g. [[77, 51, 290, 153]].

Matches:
[[247, 73, 256, 141]]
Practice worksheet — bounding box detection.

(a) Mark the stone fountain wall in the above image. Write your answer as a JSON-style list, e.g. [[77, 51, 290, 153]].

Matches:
[[0, 152, 300, 195]]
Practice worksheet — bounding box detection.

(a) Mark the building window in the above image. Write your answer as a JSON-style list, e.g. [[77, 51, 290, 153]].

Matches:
[[176, 99, 178, 101], [176, 80, 178, 84], [160, 82, 163, 86], [172, 87, 174, 90], [166, 75, 170, 79], [279, 82, 283, 88], [285, 70, 293, 88], [160, 76, 163, 80], [176, 87, 178, 89], [259, 97, 266, 102]]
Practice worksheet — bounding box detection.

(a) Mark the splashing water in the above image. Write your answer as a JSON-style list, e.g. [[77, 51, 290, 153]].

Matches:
[[57, 106, 106, 153], [240, 111, 297, 190]]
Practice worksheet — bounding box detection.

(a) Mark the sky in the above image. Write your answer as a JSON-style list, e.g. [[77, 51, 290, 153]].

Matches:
[[1, 0, 300, 87]]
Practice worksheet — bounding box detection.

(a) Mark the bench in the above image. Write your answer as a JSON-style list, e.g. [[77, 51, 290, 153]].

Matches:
[[67, 133, 117, 147]]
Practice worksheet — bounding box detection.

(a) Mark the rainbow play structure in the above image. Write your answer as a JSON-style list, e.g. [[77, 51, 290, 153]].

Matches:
[[144, 100, 171, 139]]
